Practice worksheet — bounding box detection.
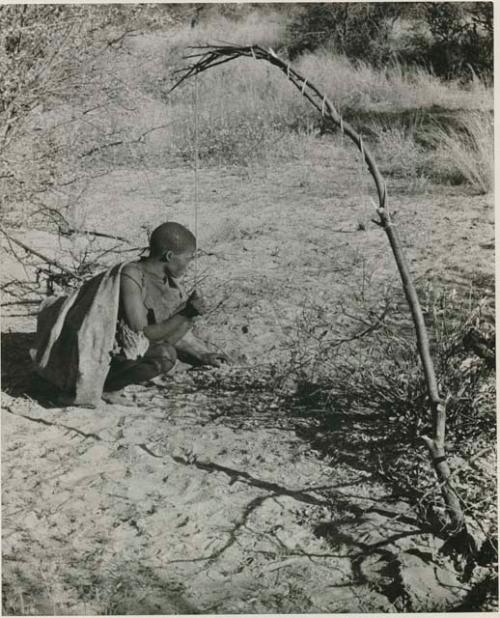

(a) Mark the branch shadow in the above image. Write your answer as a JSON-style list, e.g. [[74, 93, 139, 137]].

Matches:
[[287, 383, 431, 507], [189, 376, 485, 609], [168, 454, 429, 573]]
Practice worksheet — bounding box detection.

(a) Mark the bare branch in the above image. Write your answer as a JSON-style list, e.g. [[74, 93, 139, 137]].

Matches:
[[168, 43, 467, 536]]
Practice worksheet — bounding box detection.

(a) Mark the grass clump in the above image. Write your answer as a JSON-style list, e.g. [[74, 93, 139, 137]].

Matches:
[[423, 112, 494, 194], [375, 124, 428, 182], [373, 110, 493, 193]]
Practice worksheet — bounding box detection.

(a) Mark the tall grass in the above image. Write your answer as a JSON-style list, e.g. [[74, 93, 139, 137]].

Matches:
[[295, 51, 492, 114], [373, 111, 493, 193], [168, 10, 287, 50], [163, 48, 492, 169], [80, 9, 494, 182], [165, 57, 311, 166]]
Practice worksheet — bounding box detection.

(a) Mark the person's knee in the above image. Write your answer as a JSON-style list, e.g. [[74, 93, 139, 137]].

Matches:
[[161, 342, 177, 363], [149, 342, 177, 373]]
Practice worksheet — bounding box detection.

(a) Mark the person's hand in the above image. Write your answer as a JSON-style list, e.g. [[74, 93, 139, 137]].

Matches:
[[181, 289, 207, 318], [200, 351, 230, 367]]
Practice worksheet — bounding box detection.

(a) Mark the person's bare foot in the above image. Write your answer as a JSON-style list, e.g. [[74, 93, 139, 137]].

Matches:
[[102, 387, 139, 407]]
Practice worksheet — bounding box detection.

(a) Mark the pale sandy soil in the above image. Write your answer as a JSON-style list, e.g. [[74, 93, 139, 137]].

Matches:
[[1, 144, 495, 613]]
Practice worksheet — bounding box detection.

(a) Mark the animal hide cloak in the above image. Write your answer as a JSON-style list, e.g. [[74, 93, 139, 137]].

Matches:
[[30, 263, 124, 406]]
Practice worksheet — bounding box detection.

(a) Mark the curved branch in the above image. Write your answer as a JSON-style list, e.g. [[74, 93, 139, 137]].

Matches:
[[169, 44, 467, 536]]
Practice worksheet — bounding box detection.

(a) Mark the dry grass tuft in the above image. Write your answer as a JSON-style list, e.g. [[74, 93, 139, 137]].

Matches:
[[423, 112, 494, 194], [375, 124, 429, 181], [373, 110, 493, 193]]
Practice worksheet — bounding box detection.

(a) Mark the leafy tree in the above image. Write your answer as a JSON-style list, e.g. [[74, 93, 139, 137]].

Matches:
[[286, 3, 403, 64], [285, 2, 493, 82], [420, 2, 493, 80]]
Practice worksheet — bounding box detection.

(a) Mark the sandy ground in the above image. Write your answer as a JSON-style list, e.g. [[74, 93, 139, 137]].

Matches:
[[2, 143, 496, 613]]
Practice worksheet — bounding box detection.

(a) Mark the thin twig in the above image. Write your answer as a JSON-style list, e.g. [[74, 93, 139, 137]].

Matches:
[[0, 226, 82, 281]]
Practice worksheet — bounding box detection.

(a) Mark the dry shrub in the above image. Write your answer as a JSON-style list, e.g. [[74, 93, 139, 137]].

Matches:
[[286, 285, 496, 549], [191, 281, 496, 566]]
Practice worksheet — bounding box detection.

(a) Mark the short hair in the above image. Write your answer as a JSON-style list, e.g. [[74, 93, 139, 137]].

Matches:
[[149, 222, 196, 257]]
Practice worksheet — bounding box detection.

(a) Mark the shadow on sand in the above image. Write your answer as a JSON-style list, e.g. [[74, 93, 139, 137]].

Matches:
[[1, 331, 64, 408], [190, 374, 497, 610]]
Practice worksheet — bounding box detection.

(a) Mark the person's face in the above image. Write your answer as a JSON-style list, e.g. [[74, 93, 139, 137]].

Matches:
[[163, 247, 196, 278]]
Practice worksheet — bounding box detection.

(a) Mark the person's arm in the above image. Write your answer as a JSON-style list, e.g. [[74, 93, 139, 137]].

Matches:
[[175, 331, 229, 367], [120, 266, 192, 344], [144, 314, 192, 344], [173, 290, 230, 367]]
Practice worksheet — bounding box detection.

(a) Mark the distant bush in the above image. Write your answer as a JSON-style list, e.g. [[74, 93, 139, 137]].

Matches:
[[167, 8, 287, 51], [405, 3, 493, 82], [286, 2, 493, 83], [286, 3, 401, 65]]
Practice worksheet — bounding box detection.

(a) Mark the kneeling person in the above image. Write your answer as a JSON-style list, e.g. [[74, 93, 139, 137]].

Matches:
[[31, 222, 227, 406], [106, 222, 227, 392]]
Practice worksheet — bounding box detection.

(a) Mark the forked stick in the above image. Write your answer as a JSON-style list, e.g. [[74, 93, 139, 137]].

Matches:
[[170, 44, 468, 538]]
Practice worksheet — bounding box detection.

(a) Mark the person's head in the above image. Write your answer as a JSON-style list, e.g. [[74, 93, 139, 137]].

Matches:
[[149, 222, 196, 278]]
